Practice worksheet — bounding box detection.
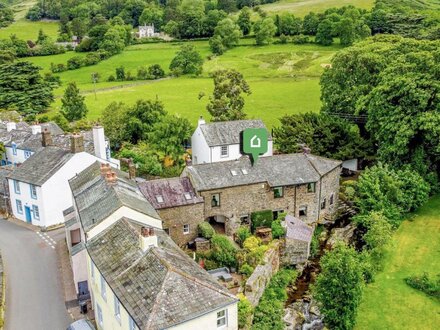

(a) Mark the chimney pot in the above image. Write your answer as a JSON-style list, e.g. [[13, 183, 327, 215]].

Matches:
[[70, 134, 85, 153], [198, 116, 205, 126], [42, 128, 53, 147], [105, 171, 117, 184], [128, 161, 136, 179]]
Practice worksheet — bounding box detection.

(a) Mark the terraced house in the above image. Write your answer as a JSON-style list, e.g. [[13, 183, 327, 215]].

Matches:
[[65, 162, 238, 330]]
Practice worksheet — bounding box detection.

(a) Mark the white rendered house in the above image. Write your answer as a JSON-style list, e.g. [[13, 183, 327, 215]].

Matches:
[[191, 117, 273, 165], [6, 135, 114, 228]]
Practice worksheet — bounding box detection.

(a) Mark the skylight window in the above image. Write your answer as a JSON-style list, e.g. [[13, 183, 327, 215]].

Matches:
[[184, 192, 192, 200], [156, 195, 164, 203], [241, 169, 248, 175], [230, 170, 238, 176]]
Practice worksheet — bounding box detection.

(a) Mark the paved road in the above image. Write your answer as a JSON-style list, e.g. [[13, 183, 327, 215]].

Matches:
[[0, 219, 71, 330]]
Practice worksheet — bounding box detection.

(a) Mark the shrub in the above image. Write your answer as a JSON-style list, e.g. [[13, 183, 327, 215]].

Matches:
[[198, 222, 215, 239], [251, 210, 273, 232], [107, 75, 116, 82], [243, 236, 260, 251], [405, 273, 440, 301], [137, 66, 149, 80], [67, 56, 84, 70], [210, 234, 237, 268], [239, 263, 254, 277], [50, 63, 67, 73], [292, 34, 310, 44], [203, 259, 219, 270], [279, 34, 289, 44], [271, 220, 285, 239], [84, 52, 101, 66], [148, 64, 165, 79], [236, 226, 251, 247], [238, 293, 254, 329], [116, 66, 125, 81], [125, 70, 135, 81], [310, 225, 324, 257]]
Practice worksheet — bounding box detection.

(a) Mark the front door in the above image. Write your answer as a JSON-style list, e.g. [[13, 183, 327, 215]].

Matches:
[[25, 206, 32, 223]]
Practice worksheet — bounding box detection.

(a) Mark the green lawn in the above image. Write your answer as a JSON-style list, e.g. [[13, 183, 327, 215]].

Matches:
[[26, 40, 339, 128], [356, 195, 440, 330], [0, 0, 59, 40], [261, 0, 375, 16]]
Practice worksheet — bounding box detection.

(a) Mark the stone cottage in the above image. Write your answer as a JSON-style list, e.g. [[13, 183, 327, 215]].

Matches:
[[138, 177, 204, 246], [182, 153, 342, 236]]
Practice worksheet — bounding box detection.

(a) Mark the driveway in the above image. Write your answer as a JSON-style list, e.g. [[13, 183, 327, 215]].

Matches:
[[0, 218, 71, 330]]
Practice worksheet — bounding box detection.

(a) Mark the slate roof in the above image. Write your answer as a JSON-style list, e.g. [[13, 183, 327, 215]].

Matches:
[[185, 153, 342, 191], [0, 165, 14, 195], [200, 120, 272, 146], [87, 217, 237, 330], [138, 177, 204, 209], [70, 162, 160, 233], [285, 215, 313, 242], [7, 146, 73, 186]]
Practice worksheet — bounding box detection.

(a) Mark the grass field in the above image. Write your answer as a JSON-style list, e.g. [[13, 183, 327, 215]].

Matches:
[[26, 40, 340, 128], [261, 0, 375, 16], [356, 195, 440, 330], [0, 0, 59, 41]]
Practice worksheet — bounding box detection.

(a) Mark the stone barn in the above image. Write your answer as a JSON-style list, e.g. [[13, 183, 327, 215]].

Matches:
[[282, 215, 314, 265]]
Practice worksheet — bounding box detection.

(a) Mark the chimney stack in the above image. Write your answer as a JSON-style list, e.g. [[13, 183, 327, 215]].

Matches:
[[198, 115, 205, 127], [31, 124, 42, 135], [100, 163, 111, 177], [42, 128, 53, 147], [105, 171, 117, 184], [92, 125, 108, 160], [70, 134, 84, 153], [140, 226, 158, 251], [6, 122, 16, 132], [128, 161, 136, 180]]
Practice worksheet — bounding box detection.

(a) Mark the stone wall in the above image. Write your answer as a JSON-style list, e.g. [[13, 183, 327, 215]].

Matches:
[[282, 239, 311, 266], [158, 202, 205, 246], [317, 166, 342, 221], [244, 241, 280, 307]]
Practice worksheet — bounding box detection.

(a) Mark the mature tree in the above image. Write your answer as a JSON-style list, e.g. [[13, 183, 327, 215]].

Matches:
[[125, 98, 167, 143], [0, 3, 14, 27], [60, 82, 87, 122], [303, 12, 320, 35], [209, 18, 242, 55], [237, 6, 252, 36], [203, 9, 227, 36], [169, 44, 203, 76], [338, 18, 356, 46], [139, 3, 164, 29], [99, 27, 126, 55], [254, 17, 277, 45], [315, 19, 333, 45], [217, 0, 237, 13], [178, 0, 206, 38], [148, 115, 193, 162], [0, 50, 16, 65], [0, 61, 54, 115], [273, 113, 370, 160], [313, 244, 364, 330], [120, 0, 148, 26], [36, 29, 49, 45], [101, 101, 129, 148], [278, 13, 302, 36], [207, 69, 251, 121]]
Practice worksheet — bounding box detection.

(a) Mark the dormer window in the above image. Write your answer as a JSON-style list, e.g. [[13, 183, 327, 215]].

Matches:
[[184, 192, 192, 200], [156, 195, 164, 203], [241, 169, 248, 175], [220, 145, 228, 157]]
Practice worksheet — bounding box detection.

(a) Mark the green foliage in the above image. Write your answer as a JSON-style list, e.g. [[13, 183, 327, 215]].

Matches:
[[277, 13, 302, 36], [251, 210, 273, 232], [237, 293, 253, 329], [243, 236, 268, 267], [0, 61, 54, 115], [51, 112, 70, 132], [169, 44, 203, 76], [237, 7, 252, 36], [210, 234, 237, 268], [274, 112, 370, 160], [0, 3, 14, 28], [147, 64, 165, 79], [239, 263, 254, 277], [310, 225, 324, 258], [198, 222, 215, 239], [315, 19, 333, 46], [355, 163, 430, 227], [271, 220, 285, 239], [118, 142, 165, 177], [303, 12, 320, 35], [253, 269, 298, 330], [101, 102, 129, 148], [60, 82, 88, 122], [254, 17, 277, 45], [313, 244, 364, 330], [139, 3, 164, 30], [116, 66, 125, 81], [236, 226, 251, 247], [67, 56, 84, 70], [405, 273, 440, 301], [206, 69, 251, 122], [209, 18, 242, 55]]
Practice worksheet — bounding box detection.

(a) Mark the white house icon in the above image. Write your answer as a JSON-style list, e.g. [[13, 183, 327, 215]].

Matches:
[[250, 135, 261, 148]]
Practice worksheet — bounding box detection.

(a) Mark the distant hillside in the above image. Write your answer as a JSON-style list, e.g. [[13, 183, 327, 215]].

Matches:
[[377, 0, 440, 10]]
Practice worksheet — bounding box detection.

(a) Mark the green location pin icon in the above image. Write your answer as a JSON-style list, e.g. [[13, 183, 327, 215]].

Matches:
[[242, 128, 268, 165]]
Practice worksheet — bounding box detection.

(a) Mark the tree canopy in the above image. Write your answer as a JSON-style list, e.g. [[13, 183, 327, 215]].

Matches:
[[60, 82, 88, 121]]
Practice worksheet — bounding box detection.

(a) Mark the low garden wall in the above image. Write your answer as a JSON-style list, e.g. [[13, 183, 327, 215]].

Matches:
[[243, 241, 280, 306]]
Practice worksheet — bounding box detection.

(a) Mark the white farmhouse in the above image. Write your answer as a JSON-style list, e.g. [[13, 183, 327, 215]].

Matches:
[[191, 117, 273, 165], [138, 24, 156, 38], [6, 135, 112, 228], [65, 162, 238, 330]]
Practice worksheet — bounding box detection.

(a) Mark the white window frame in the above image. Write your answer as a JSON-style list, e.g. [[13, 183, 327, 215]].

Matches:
[[12, 143, 17, 156], [220, 145, 228, 157], [100, 274, 107, 301], [13, 180, 20, 194], [114, 296, 121, 322], [32, 205, 40, 220], [30, 184, 37, 199], [24, 150, 32, 159], [91, 261, 95, 280], [273, 186, 283, 198], [97, 303, 103, 327], [16, 199, 23, 214], [183, 224, 190, 234], [217, 309, 227, 328]]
